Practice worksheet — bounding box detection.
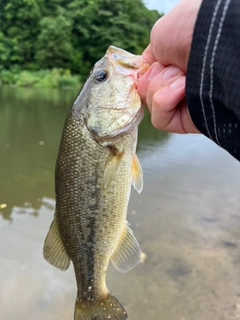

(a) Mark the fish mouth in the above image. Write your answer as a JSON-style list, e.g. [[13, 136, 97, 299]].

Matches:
[[106, 46, 150, 83]]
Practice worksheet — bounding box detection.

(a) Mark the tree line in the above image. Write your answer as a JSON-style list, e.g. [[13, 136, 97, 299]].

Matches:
[[0, 0, 161, 78]]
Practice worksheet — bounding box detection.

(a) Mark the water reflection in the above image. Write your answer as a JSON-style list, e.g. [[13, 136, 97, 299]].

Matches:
[[0, 86, 79, 220], [1, 87, 240, 320]]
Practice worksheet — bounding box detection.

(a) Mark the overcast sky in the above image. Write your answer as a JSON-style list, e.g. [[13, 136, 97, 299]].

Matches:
[[144, 0, 181, 13]]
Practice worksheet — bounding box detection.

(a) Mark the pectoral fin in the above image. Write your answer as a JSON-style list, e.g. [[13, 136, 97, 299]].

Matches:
[[111, 222, 141, 273], [103, 147, 124, 190], [131, 154, 143, 193], [43, 214, 70, 271]]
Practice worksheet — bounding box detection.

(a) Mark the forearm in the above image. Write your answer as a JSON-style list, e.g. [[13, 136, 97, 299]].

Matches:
[[186, 0, 240, 160]]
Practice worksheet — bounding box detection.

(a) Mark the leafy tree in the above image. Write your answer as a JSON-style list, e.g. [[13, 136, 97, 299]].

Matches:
[[0, 0, 161, 76], [1, 0, 44, 68], [68, 0, 160, 75], [35, 14, 73, 69]]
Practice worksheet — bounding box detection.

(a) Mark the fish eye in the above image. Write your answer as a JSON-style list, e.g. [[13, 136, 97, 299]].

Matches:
[[94, 70, 108, 83]]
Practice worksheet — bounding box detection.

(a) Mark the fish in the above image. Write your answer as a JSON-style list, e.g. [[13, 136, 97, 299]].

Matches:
[[43, 46, 149, 320]]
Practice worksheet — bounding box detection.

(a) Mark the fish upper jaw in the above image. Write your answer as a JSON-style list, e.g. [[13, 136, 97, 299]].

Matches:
[[106, 46, 150, 86]]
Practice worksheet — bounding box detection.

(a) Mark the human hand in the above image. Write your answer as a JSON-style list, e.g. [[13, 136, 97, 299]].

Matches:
[[138, 0, 202, 133]]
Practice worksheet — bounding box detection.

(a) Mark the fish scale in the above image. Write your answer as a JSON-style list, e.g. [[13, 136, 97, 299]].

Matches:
[[57, 116, 134, 297]]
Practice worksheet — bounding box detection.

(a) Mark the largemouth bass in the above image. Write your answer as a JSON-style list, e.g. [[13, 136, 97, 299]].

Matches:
[[43, 46, 148, 320]]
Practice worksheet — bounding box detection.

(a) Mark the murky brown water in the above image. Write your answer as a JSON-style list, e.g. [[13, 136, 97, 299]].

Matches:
[[1, 86, 240, 320]]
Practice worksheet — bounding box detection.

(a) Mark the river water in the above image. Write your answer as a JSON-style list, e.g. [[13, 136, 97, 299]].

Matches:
[[1, 86, 240, 320]]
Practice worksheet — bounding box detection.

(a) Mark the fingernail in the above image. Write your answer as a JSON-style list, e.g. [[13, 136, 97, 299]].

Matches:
[[170, 76, 185, 89], [163, 66, 181, 80], [147, 63, 163, 81]]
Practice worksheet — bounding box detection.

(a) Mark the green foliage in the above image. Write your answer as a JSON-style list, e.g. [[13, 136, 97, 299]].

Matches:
[[0, 69, 81, 88], [0, 32, 23, 68], [1, 0, 44, 67], [57, 70, 81, 88], [0, 69, 18, 84], [35, 14, 73, 69], [68, 0, 160, 75], [0, 0, 161, 83]]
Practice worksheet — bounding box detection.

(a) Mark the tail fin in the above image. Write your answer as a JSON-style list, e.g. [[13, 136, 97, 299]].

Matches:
[[74, 293, 127, 320]]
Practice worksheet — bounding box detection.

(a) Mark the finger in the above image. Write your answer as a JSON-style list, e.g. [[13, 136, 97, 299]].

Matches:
[[149, 17, 172, 66], [141, 45, 157, 64], [137, 62, 165, 103], [150, 76, 186, 133], [146, 65, 185, 114]]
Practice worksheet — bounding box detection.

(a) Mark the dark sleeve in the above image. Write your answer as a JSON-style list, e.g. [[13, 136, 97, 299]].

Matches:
[[186, 0, 240, 161]]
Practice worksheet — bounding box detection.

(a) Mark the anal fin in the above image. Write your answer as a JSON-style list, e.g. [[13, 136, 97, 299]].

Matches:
[[111, 222, 141, 273], [43, 213, 70, 271]]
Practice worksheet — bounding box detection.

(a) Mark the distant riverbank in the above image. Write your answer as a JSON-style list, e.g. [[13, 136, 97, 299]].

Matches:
[[0, 69, 82, 89]]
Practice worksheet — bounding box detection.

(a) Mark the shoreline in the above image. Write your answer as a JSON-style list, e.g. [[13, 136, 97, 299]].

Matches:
[[0, 68, 82, 89]]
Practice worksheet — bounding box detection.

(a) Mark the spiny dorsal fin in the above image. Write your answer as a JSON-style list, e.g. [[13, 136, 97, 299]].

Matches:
[[131, 154, 143, 194], [103, 146, 124, 190], [43, 214, 70, 271], [111, 222, 141, 273]]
